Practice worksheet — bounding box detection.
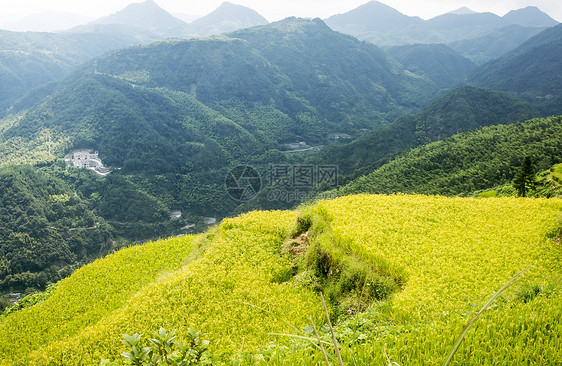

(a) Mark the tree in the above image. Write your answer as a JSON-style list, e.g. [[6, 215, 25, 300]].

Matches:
[[513, 156, 535, 197]]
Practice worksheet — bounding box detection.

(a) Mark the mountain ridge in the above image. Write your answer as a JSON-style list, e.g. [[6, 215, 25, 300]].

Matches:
[[325, 1, 559, 47]]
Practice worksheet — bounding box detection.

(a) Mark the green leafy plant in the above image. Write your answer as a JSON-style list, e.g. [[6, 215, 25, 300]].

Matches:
[[102, 328, 210, 366]]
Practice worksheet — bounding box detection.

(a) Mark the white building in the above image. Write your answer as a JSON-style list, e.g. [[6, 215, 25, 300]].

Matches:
[[65, 149, 111, 175]]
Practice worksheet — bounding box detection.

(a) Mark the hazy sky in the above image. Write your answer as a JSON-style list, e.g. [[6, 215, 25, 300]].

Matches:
[[2, 0, 561, 22]]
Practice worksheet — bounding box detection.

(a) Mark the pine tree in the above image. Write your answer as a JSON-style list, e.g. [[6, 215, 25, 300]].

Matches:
[[513, 156, 535, 197]]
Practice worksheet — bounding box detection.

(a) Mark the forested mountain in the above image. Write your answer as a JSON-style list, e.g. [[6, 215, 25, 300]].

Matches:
[[386, 44, 476, 89], [470, 24, 562, 115], [310, 86, 538, 178], [0, 18, 437, 231], [325, 1, 558, 49], [0, 158, 195, 298], [1, 1, 270, 118], [0, 29, 155, 115], [449, 25, 545, 64], [0, 165, 113, 294], [6, 17, 433, 153], [333, 115, 562, 197]]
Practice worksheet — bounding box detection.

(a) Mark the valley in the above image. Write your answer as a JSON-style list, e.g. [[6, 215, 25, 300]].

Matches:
[[0, 0, 561, 365]]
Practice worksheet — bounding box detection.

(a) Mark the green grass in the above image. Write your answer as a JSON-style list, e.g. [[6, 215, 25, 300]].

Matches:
[[551, 163, 562, 183], [477, 190, 497, 197]]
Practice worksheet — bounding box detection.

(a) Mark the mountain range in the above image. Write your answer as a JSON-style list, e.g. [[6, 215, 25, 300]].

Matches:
[[312, 23, 562, 180], [325, 1, 558, 47], [0, 1, 269, 116], [470, 24, 562, 115]]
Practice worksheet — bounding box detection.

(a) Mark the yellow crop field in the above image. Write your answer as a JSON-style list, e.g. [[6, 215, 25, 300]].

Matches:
[[0, 210, 323, 365], [273, 194, 562, 365], [0, 194, 560, 365], [319, 194, 561, 320]]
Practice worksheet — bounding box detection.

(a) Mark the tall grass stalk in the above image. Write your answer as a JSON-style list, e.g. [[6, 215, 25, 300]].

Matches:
[[321, 293, 344, 366], [443, 265, 532, 366]]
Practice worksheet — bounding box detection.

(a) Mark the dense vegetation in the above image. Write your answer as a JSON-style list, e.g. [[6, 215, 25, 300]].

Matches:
[[470, 24, 562, 115], [309, 86, 538, 179], [0, 194, 560, 365], [386, 43, 476, 89], [449, 24, 545, 64], [0, 165, 112, 297], [0, 161, 201, 300], [0, 28, 156, 115], [0, 17, 441, 236], [334, 115, 562, 197]]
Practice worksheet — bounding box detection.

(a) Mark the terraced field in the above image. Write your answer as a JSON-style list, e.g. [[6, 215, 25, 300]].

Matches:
[[1, 194, 560, 365]]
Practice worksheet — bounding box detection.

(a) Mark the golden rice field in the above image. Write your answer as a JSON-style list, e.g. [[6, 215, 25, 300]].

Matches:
[[0, 194, 560, 365]]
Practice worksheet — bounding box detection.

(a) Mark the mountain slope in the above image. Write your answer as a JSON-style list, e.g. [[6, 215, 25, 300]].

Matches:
[[470, 24, 562, 114], [54, 18, 434, 143], [0, 27, 157, 115], [0, 18, 437, 225], [334, 115, 562, 196], [187, 2, 268, 37], [310, 86, 538, 177], [449, 24, 546, 64], [1, 18, 437, 163], [228, 18, 435, 121], [386, 43, 476, 88], [503, 6, 559, 27], [0, 165, 113, 293]]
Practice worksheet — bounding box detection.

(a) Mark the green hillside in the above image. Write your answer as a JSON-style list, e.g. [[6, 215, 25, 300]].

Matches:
[[449, 24, 545, 64], [0, 17, 440, 227], [386, 43, 476, 88], [477, 162, 562, 198], [0, 194, 560, 365], [1, 17, 438, 169], [0, 165, 113, 297], [0, 28, 156, 115], [334, 115, 562, 196], [470, 24, 562, 115], [310, 86, 538, 178]]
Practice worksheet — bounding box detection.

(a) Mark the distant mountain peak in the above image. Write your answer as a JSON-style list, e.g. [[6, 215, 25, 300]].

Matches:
[[340, 1, 420, 18], [325, 0, 423, 34], [447, 7, 477, 15], [93, 0, 190, 37], [188, 1, 268, 37], [503, 6, 559, 27]]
